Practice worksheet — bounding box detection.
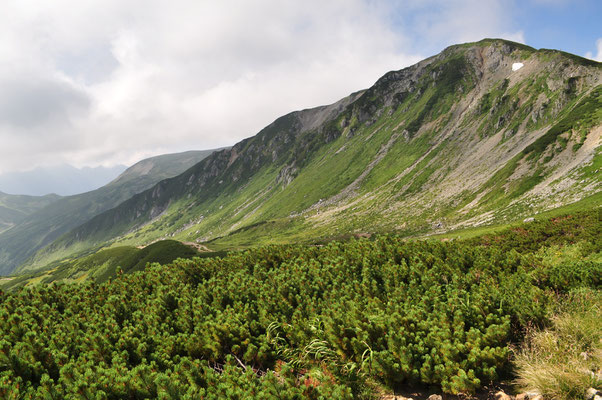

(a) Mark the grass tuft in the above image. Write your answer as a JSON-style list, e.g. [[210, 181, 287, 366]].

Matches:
[[514, 288, 602, 399]]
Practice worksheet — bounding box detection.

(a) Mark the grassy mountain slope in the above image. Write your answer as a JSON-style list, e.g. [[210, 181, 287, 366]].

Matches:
[[26, 39, 602, 272], [0, 192, 61, 234], [1, 240, 203, 290], [0, 149, 221, 275]]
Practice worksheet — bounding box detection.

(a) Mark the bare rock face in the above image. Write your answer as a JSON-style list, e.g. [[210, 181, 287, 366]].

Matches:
[[276, 164, 298, 186], [426, 395, 442, 400]]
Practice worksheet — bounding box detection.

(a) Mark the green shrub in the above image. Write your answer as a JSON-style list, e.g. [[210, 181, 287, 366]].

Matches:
[[0, 210, 599, 397]]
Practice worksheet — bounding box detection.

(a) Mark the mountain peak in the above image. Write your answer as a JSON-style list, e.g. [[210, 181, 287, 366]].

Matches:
[[14, 39, 602, 274], [446, 38, 536, 53], [444, 38, 601, 69]]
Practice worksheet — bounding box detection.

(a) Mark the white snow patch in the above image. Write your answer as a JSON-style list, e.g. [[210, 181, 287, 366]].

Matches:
[[512, 62, 524, 71]]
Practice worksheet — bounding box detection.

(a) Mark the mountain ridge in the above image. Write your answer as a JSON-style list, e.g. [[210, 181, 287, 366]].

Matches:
[[18, 38, 602, 273], [0, 149, 224, 274], [0, 164, 127, 196], [0, 192, 62, 235]]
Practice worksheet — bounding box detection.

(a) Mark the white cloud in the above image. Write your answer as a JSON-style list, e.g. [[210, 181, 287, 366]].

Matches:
[[0, 0, 531, 173], [585, 38, 602, 62], [392, 0, 525, 52]]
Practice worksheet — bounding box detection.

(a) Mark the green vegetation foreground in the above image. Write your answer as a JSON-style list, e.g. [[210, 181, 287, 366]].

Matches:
[[0, 210, 600, 399]]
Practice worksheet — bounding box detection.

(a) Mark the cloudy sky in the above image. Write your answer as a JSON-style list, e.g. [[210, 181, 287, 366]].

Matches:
[[0, 0, 600, 173]]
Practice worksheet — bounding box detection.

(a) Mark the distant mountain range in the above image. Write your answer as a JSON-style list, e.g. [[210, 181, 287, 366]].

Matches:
[[0, 192, 61, 235], [0, 164, 127, 196], [3, 39, 601, 277], [0, 150, 223, 274]]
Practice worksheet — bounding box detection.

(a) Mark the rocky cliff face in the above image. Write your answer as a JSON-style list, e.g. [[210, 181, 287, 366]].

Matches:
[[21, 39, 602, 273]]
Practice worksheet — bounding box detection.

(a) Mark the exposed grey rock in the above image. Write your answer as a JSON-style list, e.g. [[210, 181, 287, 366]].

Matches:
[[276, 164, 298, 186], [523, 217, 535, 223], [586, 387, 602, 400], [426, 395, 442, 400], [503, 128, 516, 140]]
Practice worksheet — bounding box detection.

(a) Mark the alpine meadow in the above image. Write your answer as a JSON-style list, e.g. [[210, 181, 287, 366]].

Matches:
[[0, 35, 600, 400]]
